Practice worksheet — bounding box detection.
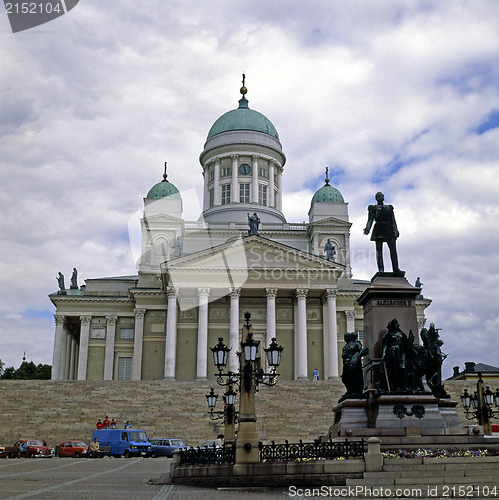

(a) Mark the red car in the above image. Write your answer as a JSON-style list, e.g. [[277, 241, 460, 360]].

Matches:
[[56, 440, 89, 458], [6, 439, 53, 458]]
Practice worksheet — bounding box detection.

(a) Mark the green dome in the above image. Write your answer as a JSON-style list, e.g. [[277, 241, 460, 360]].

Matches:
[[146, 179, 181, 199], [206, 97, 279, 141], [311, 184, 345, 204]]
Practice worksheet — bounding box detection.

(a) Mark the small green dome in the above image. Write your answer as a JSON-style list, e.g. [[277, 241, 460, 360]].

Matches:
[[311, 184, 345, 204], [206, 97, 279, 141], [146, 178, 181, 199]]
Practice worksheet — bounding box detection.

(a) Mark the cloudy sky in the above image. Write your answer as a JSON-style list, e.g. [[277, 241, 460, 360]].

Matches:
[[0, 1, 498, 378]]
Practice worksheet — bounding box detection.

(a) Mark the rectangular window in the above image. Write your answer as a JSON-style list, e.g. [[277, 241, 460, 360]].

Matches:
[[118, 357, 132, 381], [259, 167, 267, 178], [221, 166, 231, 177], [209, 188, 214, 207], [258, 184, 267, 206], [240, 183, 250, 203], [221, 184, 231, 205], [119, 328, 134, 339], [274, 189, 278, 208], [209, 170, 214, 182]]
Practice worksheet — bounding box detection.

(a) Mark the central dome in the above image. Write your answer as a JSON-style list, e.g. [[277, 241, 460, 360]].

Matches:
[[206, 96, 279, 141]]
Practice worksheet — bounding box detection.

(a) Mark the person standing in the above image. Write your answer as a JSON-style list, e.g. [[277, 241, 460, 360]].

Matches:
[[96, 419, 103, 429], [102, 416, 110, 429], [312, 368, 319, 381]]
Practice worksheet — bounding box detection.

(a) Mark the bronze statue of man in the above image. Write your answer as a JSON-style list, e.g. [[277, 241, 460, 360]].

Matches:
[[363, 192, 403, 274]]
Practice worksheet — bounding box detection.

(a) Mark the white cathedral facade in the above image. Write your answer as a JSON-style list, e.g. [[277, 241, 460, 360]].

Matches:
[[50, 80, 431, 381]]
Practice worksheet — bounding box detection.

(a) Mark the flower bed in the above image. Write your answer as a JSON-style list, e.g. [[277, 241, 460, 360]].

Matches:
[[383, 448, 499, 459]]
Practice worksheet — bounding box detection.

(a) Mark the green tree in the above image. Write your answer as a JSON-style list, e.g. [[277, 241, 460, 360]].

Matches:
[[0, 360, 51, 380]]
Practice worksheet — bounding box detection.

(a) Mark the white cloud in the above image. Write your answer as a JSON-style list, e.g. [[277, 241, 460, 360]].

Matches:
[[0, 1, 498, 377]]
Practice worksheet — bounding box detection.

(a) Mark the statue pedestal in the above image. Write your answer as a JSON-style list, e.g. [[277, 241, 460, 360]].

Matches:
[[330, 394, 471, 442], [357, 273, 421, 368], [324, 274, 499, 448]]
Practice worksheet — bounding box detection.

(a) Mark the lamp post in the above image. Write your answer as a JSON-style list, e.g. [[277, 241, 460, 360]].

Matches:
[[460, 372, 499, 435], [205, 386, 238, 444], [209, 311, 283, 464]]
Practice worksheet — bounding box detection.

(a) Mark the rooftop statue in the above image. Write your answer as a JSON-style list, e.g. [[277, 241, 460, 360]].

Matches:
[[363, 192, 404, 275], [247, 212, 260, 236], [172, 236, 183, 259], [70, 268, 78, 289], [56, 272, 66, 295], [324, 239, 336, 262]]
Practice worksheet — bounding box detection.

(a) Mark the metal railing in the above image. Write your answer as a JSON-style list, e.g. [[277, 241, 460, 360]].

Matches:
[[259, 438, 365, 462], [179, 443, 235, 465]]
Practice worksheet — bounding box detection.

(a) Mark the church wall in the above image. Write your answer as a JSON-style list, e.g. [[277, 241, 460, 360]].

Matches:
[[307, 325, 324, 379], [141, 340, 165, 380], [176, 325, 197, 380], [87, 346, 105, 380], [275, 326, 294, 380]]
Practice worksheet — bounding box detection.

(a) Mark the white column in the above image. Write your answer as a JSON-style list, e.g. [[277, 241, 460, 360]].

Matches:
[[104, 316, 117, 380], [164, 286, 179, 379], [63, 331, 71, 380], [132, 309, 146, 381], [344, 233, 353, 277], [69, 335, 77, 380], [268, 161, 275, 208], [51, 315, 65, 380], [196, 288, 210, 379], [229, 287, 241, 373], [345, 309, 356, 334], [278, 169, 284, 212], [203, 168, 210, 211], [251, 155, 259, 203], [231, 155, 239, 203], [295, 288, 308, 379], [77, 315, 91, 380], [266, 288, 278, 345], [326, 289, 339, 379], [214, 158, 221, 206]]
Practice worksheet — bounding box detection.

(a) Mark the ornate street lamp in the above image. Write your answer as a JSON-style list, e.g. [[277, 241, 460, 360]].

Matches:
[[241, 331, 259, 362], [265, 337, 283, 368], [460, 373, 499, 435], [211, 337, 230, 368], [224, 386, 237, 406], [206, 311, 284, 464], [460, 389, 471, 410], [206, 388, 218, 409]]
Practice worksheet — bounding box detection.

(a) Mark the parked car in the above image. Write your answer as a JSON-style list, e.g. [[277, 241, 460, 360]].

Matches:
[[199, 440, 220, 448], [56, 440, 88, 458], [6, 439, 53, 458], [149, 438, 188, 458], [92, 429, 152, 458]]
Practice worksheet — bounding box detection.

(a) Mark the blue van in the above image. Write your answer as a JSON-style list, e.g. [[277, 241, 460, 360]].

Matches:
[[92, 429, 152, 458]]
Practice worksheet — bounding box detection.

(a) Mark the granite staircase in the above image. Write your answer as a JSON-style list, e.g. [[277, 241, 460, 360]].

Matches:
[[0, 379, 470, 449]]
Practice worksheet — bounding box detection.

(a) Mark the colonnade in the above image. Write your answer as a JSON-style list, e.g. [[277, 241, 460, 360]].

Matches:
[[162, 286, 354, 381], [202, 154, 283, 211], [52, 290, 357, 381]]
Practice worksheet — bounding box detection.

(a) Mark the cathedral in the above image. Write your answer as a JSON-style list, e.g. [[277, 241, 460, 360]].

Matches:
[[50, 78, 431, 382]]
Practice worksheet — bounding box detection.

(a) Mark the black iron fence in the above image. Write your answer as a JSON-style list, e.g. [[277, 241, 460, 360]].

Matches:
[[179, 443, 235, 465], [259, 438, 365, 462]]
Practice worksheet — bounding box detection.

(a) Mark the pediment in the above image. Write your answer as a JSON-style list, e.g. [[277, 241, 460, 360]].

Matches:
[[310, 216, 352, 228], [141, 213, 183, 224], [162, 235, 344, 291]]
